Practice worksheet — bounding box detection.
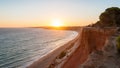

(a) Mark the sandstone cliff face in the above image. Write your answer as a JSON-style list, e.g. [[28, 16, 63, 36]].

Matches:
[[63, 27, 116, 68], [80, 28, 116, 62], [80, 30, 120, 68]]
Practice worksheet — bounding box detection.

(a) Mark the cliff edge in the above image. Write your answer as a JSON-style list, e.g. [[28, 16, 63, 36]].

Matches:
[[81, 30, 120, 68], [63, 27, 116, 68]]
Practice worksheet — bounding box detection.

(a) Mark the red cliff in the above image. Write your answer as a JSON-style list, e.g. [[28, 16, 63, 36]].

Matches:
[[63, 27, 116, 68]]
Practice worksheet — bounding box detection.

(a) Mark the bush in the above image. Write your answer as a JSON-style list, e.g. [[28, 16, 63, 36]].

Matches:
[[116, 36, 120, 53], [59, 51, 66, 59], [93, 7, 120, 27]]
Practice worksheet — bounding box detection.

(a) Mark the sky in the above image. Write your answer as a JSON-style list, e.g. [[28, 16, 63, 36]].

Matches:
[[0, 0, 120, 27]]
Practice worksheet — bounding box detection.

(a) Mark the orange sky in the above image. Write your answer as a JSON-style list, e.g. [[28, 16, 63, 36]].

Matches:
[[0, 19, 94, 28], [0, 22, 95, 28]]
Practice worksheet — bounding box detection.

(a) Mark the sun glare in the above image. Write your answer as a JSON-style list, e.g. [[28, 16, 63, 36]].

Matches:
[[51, 19, 63, 27]]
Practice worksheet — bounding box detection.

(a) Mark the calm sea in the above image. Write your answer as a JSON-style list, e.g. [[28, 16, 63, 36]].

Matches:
[[0, 28, 78, 68]]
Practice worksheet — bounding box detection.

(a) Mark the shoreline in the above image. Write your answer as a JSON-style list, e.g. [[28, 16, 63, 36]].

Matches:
[[27, 28, 81, 68]]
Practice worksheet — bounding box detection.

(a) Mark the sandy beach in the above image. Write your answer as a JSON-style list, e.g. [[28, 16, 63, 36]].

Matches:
[[27, 28, 81, 68]]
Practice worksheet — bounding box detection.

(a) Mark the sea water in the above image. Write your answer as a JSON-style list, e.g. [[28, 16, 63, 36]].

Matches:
[[0, 28, 78, 68]]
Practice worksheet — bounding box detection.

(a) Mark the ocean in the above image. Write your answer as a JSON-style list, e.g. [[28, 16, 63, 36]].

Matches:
[[0, 28, 78, 68]]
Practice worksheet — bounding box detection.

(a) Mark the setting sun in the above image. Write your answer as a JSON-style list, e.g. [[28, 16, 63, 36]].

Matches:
[[51, 19, 63, 27]]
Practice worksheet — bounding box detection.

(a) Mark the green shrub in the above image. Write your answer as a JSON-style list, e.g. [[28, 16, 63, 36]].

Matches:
[[116, 36, 120, 53], [93, 7, 120, 27], [59, 51, 66, 59]]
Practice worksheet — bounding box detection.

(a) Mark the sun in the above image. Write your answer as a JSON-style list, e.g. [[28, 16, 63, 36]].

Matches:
[[51, 19, 63, 27]]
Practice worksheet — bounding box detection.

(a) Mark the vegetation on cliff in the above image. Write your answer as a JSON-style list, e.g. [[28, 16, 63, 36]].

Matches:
[[91, 7, 120, 27], [116, 36, 120, 53], [59, 51, 66, 59]]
